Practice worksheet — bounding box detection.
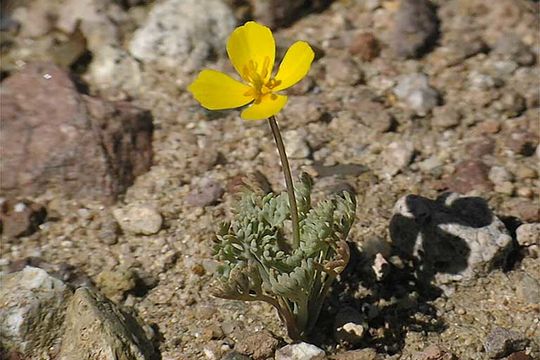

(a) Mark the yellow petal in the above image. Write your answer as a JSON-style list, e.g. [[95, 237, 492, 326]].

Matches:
[[188, 69, 253, 110], [273, 41, 314, 92], [227, 21, 275, 83], [241, 94, 288, 121]]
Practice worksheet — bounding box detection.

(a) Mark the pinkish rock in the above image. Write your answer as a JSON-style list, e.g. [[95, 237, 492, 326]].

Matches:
[[447, 160, 492, 193], [0, 63, 153, 203]]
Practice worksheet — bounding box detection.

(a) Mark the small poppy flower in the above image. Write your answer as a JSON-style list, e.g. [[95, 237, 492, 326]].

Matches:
[[188, 21, 314, 121]]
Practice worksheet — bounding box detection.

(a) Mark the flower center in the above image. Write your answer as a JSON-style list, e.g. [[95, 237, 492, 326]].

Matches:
[[242, 57, 282, 103]]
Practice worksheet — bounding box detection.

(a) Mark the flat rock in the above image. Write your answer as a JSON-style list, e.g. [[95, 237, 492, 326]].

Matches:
[[484, 327, 529, 359], [58, 287, 156, 360], [0, 266, 72, 358], [234, 330, 279, 360], [0, 63, 153, 203], [390, 192, 514, 283], [129, 0, 235, 73], [390, 0, 439, 58], [113, 204, 163, 235], [446, 160, 493, 193]]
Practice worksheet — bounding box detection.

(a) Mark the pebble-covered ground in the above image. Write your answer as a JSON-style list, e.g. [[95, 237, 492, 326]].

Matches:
[[1, 0, 539, 359]]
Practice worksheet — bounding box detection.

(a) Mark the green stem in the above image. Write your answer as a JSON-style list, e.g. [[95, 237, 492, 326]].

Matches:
[[268, 116, 300, 249]]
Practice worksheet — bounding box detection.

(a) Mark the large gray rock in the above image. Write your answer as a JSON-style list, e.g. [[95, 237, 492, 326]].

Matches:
[[129, 0, 236, 73], [0, 267, 72, 358], [58, 287, 156, 360], [390, 193, 514, 283]]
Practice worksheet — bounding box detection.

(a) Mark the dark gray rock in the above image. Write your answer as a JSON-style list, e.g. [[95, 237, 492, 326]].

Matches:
[[391, 0, 439, 58], [484, 327, 529, 359]]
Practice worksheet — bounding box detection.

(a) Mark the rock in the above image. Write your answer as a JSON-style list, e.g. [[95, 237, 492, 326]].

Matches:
[[465, 137, 495, 158], [354, 99, 395, 133], [281, 97, 325, 125], [514, 166, 537, 180], [468, 71, 499, 90], [329, 348, 381, 360], [394, 73, 440, 116], [391, 0, 439, 58], [432, 106, 461, 129], [415, 344, 456, 360], [511, 200, 540, 223], [129, 0, 236, 73], [96, 268, 138, 302], [494, 91, 526, 118], [325, 57, 363, 87], [505, 131, 538, 156], [390, 193, 514, 282], [381, 141, 415, 177], [86, 46, 142, 100], [446, 160, 492, 193], [0, 267, 72, 358], [275, 342, 325, 360], [235, 330, 279, 360], [58, 287, 156, 360], [247, 0, 328, 28], [185, 177, 225, 207], [484, 327, 529, 359], [349, 32, 381, 62], [488, 166, 514, 186], [0, 63, 153, 203], [284, 129, 312, 159], [97, 215, 120, 245], [222, 351, 252, 360], [0, 199, 47, 240], [113, 204, 163, 235], [516, 223, 540, 247], [516, 273, 540, 305], [493, 34, 536, 67], [334, 307, 366, 345]]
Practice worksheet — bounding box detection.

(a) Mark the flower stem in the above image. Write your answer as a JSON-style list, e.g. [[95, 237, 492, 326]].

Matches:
[[268, 116, 300, 249]]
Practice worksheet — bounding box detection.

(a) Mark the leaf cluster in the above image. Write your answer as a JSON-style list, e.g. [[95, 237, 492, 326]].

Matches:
[[213, 173, 356, 340]]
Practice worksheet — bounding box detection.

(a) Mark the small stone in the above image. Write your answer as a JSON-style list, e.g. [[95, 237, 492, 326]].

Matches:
[[415, 344, 456, 360], [330, 348, 381, 360], [98, 216, 120, 245], [447, 160, 492, 193], [465, 137, 495, 157], [247, 0, 326, 28], [284, 129, 311, 159], [493, 34, 536, 66], [512, 201, 540, 222], [432, 106, 461, 129], [506, 351, 534, 360], [185, 178, 225, 207], [506, 131, 538, 156], [516, 273, 540, 305], [281, 97, 324, 125], [514, 166, 537, 180], [484, 327, 529, 359], [394, 73, 440, 116], [516, 223, 540, 247], [222, 351, 252, 360], [468, 71, 498, 90], [381, 141, 415, 177], [349, 32, 381, 62], [275, 342, 325, 360], [96, 268, 137, 302], [113, 204, 162, 235], [494, 182, 514, 195], [0, 199, 47, 240], [235, 330, 279, 360], [488, 166, 514, 186], [325, 57, 363, 86], [334, 307, 366, 345], [474, 120, 501, 135], [516, 187, 533, 199], [494, 91, 526, 118], [391, 0, 439, 58]]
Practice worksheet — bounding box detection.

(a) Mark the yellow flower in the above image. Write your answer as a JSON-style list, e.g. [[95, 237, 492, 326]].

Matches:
[[188, 21, 315, 121]]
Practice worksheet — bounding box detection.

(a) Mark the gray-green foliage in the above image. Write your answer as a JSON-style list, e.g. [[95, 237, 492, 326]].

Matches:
[[213, 173, 356, 340]]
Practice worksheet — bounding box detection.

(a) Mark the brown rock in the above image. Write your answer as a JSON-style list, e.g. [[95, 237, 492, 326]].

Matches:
[[511, 200, 540, 223], [349, 32, 381, 62], [465, 137, 495, 157], [0, 199, 47, 240], [235, 329, 279, 360], [415, 344, 456, 360], [447, 160, 492, 193], [0, 63, 153, 203], [330, 348, 381, 360], [247, 0, 329, 28]]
